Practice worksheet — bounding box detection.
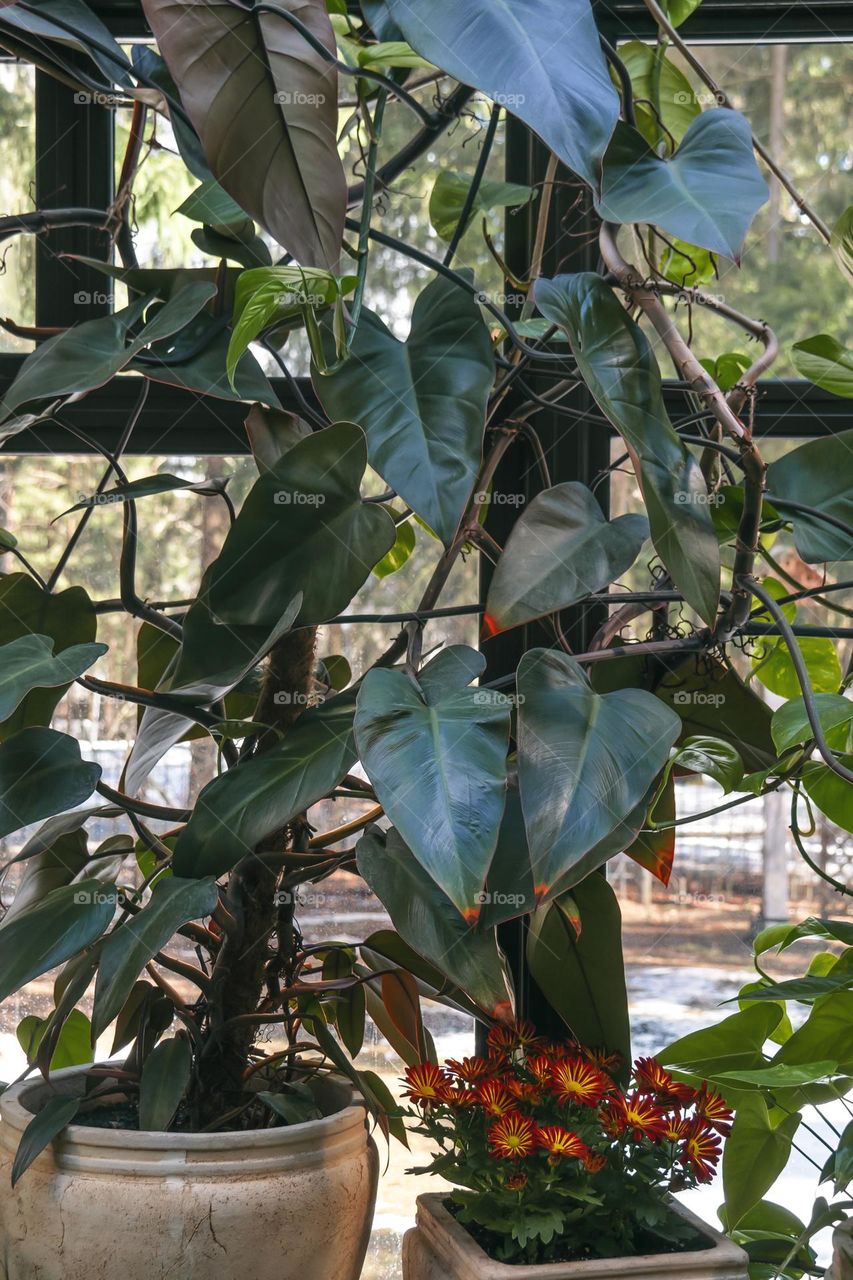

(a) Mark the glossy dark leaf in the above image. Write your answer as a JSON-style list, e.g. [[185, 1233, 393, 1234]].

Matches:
[[516, 650, 681, 900], [535, 273, 720, 623], [624, 772, 676, 886], [356, 826, 513, 1019], [142, 0, 346, 268], [672, 735, 744, 793], [378, 0, 619, 187], [802, 760, 853, 834], [129, 317, 281, 407], [0, 0, 132, 89], [597, 110, 769, 260], [138, 1033, 192, 1131], [484, 482, 648, 633], [527, 875, 630, 1079], [0, 634, 106, 722], [173, 692, 358, 877], [58, 473, 227, 518], [3, 830, 90, 924], [11, 1095, 81, 1187], [791, 335, 853, 397], [92, 877, 219, 1037], [772, 694, 853, 755], [654, 657, 777, 774], [0, 576, 98, 742], [206, 423, 395, 628], [323, 949, 365, 1058], [767, 429, 853, 562], [259, 1089, 322, 1125], [0, 728, 101, 839], [355, 648, 511, 920], [245, 405, 312, 473], [313, 274, 494, 545], [0, 880, 117, 1002]]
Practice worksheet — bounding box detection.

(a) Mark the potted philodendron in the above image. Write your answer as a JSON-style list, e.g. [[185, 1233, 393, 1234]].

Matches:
[[0, 0, 850, 1276], [399, 1027, 748, 1278]]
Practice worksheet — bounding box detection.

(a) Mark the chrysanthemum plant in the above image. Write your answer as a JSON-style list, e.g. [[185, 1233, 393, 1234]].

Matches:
[[0, 0, 850, 1192], [402, 1028, 732, 1263]]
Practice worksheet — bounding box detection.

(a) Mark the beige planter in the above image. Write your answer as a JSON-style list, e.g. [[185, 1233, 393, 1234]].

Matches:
[[0, 1066, 378, 1280], [403, 1193, 749, 1280]]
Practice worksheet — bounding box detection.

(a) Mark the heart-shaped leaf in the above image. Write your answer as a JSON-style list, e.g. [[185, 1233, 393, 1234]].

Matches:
[[597, 109, 769, 260], [173, 692, 358, 877], [0, 879, 117, 1002], [0, 635, 106, 723], [355, 647, 511, 920], [357, 825, 512, 1019], [0, 728, 102, 840], [723, 1094, 802, 1227], [206, 422, 396, 628], [377, 0, 618, 188], [142, 0, 346, 268], [516, 649, 681, 898], [791, 334, 853, 397], [484, 482, 648, 634], [429, 171, 536, 242], [615, 41, 700, 148], [767, 430, 853, 563], [312, 274, 495, 545], [535, 273, 721, 624], [671, 735, 744, 793], [92, 877, 219, 1037]]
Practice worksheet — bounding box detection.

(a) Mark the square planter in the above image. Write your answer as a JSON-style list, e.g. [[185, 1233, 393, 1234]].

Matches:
[[402, 1193, 749, 1280]]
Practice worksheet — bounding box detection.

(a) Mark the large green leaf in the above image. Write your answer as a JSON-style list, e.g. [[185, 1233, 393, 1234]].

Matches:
[[17, 1008, 94, 1072], [516, 650, 681, 899], [0, 728, 101, 839], [0, 880, 117, 1002], [654, 657, 777, 774], [138, 1033, 192, 1131], [0, 634, 106, 722], [124, 591, 302, 795], [535, 273, 720, 623], [791, 335, 853, 397], [767, 430, 853, 563], [173, 692, 358, 877], [59, 473, 227, 517], [597, 110, 769, 260], [92, 877, 219, 1037], [0, 576, 98, 741], [312, 274, 494, 545], [660, 1005, 785, 1076], [484, 482, 648, 633], [10, 1095, 81, 1188], [3, 830, 90, 924], [775, 991, 853, 1070], [0, 285, 216, 437], [772, 694, 853, 755], [527, 874, 630, 1077], [356, 826, 512, 1019], [0, 0, 132, 89], [429, 171, 535, 242], [378, 0, 618, 188], [355, 647, 511, 920], [723, 1094, 802, 1227], [130, 318, 281, 407], [802, 760, 853, 834], [142, 0, 346, 268], [615, 41, 700, 148], [206, 422, 395, 628]]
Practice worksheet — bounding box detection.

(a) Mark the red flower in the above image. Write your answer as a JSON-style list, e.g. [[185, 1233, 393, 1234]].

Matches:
[[662, 1114, 690, 1144], [695, 1085, 734, 1137], [488, 1113, 536, 1160], [601, 1091, 669, 1142], [633, 1057, 696, 1106], [580, 1045, 623, 1074], [681, 1118, 722, 1182], [446, 1056, 496, 1085], [402, 1062, 452, 1106], [505, 1172, 529, 1191], [475, 1079, 517, 1118], [583, 1151, 608, 1173], [506, 1078, 541, 1104], [549, 1057, 612, 1108], [537, 1126, 589, 1160], [487, 1020, 542, 1055], [527, 1054, 555, 1084], [446, 1087, 478, 1108]]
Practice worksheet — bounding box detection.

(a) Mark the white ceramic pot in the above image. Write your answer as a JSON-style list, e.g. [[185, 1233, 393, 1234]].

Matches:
[[403, 1193, 749, 1280], [0, 1067, 378, 1280]]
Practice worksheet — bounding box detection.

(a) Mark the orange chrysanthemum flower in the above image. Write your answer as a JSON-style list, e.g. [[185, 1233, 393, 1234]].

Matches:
[[695, 1085, 734, 1137], [506, 1078, 541, 1104], [601, 1091, 668, 1142], [681, 1118, 722, 1182], [446, 1087, 478, 1108], [580, 1045, 623, 1074], [505, 1172, 529, 1191], [537, 1126, 589, 1160], [583, 1151, 608, 1173], [549, 1057, 612, 1108], [662, 1114, 690, 1144], [446, 1056, 496, 1084], [488, 1113, 536, 1160], [633, 1057, 696, 1106], [487, 1019, 542, 1054], [402, 1062, 452, 1105], [527, 1054, 555, 1084], [475, 1079, 517, 1118]]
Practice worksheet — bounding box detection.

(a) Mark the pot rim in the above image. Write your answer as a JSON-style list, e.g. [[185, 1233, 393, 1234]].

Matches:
[[412, 1192, 750, 1277], [0, 1064, 371, 1176]]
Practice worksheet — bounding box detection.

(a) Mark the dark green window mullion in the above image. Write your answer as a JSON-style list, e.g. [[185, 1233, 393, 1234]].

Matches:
[[35, 70, 114, 328]]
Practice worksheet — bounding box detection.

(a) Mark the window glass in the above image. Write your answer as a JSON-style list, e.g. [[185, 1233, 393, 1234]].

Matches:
[[0, 61, 35, 352]]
